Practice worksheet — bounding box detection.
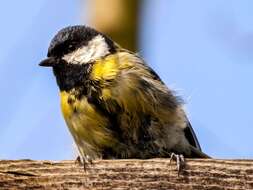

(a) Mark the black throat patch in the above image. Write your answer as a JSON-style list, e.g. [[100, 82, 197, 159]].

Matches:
[[53, 62, 92, 92]]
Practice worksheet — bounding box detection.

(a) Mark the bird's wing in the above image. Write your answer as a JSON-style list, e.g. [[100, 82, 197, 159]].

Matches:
[[90, 51, 210, 158], [90, 51, 181, 120]]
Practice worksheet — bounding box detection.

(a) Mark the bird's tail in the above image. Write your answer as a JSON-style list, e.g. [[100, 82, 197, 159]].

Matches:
[[190, 145, 211, 158]]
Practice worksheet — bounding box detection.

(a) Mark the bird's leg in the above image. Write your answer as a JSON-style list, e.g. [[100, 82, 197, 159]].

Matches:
[[75, 155, 93, 171], [169, 153, 185, 176], [75, 155, 81, 164]]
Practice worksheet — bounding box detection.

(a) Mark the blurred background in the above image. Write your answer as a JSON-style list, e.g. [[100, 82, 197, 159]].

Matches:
[[0, 0, 252, 160]]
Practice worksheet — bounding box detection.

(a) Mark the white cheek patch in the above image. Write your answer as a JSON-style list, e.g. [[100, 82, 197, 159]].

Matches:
[[63, 35, 110, 64]]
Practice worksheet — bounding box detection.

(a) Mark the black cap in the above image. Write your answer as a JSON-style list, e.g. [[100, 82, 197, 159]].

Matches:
[[47, 25, 116, 58]]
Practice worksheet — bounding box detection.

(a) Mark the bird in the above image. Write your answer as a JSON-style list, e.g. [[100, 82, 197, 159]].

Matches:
[[39, 25, 209, 172]]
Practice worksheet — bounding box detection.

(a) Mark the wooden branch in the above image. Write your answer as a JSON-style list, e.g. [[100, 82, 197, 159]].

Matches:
[[0, 159, 253, 190]]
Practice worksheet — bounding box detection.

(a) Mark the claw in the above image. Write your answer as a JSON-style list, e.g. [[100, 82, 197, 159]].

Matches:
[[75, 155, 93, 171], [75, 155, 81, 165], [169, 153, 185, 176]]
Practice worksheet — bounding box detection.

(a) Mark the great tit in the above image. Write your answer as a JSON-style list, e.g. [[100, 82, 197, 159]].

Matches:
[[39, 25, 209, 170]]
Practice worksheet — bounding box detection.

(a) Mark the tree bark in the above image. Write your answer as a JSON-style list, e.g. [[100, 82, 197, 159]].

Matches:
[[83, 0, 140, 52], [0, 159, 252, 190]]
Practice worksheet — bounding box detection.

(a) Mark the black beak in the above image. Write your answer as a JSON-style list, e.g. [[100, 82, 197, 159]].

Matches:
[[39, 57, 58, 67]]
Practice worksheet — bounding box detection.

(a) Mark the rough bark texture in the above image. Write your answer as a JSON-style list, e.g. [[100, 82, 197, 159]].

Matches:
[[0, 159, 253, 190]]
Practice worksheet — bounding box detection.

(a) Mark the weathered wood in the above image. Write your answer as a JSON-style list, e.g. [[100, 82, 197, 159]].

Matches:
[[0, 159, 252, 190]]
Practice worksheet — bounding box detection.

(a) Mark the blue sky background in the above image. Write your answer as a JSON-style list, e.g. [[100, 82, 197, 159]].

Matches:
[[0, 0, 252, 160]]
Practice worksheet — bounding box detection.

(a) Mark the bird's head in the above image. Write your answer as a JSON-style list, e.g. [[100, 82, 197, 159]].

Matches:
[[39, 25, 117, 91], [39, 25, 117, 67]]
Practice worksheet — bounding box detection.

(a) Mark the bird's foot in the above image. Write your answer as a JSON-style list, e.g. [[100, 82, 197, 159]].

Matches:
[[75, 155, 93, 171], [169, 153, 185, 176]]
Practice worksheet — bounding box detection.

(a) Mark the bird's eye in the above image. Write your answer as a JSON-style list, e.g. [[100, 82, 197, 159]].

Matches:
[[67, 42, 77, 52]]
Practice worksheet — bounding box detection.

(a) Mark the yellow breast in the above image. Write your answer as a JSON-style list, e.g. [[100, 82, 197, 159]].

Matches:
[[59, 90, 118, 158], [60, 91, 74, 119]]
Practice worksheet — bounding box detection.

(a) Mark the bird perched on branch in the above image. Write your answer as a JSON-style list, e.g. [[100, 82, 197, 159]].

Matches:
[[39, 25, 209, 172]]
